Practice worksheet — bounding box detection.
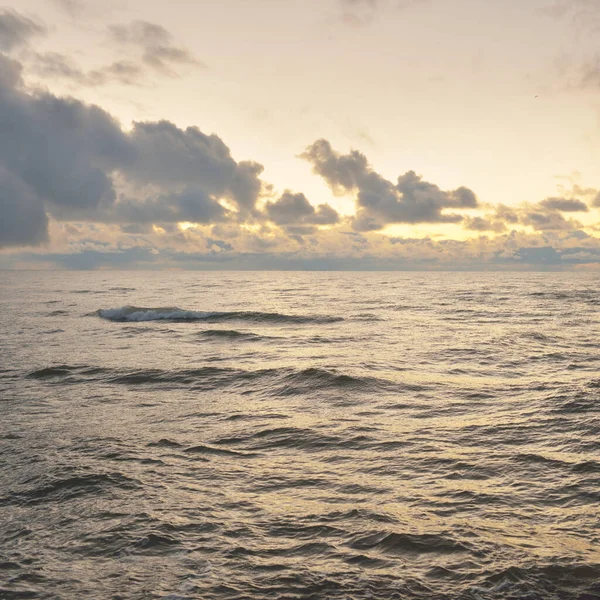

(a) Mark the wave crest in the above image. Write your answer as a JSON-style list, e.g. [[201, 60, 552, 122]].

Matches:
[[96, 306, 343, 324]]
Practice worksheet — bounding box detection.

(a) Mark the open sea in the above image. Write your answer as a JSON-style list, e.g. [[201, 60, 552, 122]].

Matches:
[[1, 271, 599, 600]]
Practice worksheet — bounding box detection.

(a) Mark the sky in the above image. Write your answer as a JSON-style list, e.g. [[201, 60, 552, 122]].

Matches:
[[2, 0, 600, 269]]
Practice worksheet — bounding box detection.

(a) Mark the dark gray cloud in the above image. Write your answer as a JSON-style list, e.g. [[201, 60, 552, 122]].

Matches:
[[108, 20, 205, 76], [0, 52, 23, 88], [539, 196, 589, 211], [125, 121, 265, 215], [229, 161, 266, 214], [0, 53, 266, 247], [301, 138, 478, 231], [126, 121, 237, 190], [105, 188, 229, 225], [265, 191, 340, 227], [0, 10, 45, 52], [0, 54, 128, 243], [0, 165, 48, 246]]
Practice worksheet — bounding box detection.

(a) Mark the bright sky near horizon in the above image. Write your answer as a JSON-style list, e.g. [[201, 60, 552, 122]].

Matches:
[[2, 0, 600, 269]]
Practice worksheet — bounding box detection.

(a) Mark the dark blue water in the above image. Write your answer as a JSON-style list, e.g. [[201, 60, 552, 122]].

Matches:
[[1, 271, 599, 599]]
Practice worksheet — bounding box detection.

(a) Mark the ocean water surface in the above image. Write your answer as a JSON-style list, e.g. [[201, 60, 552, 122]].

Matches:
[[1, 271, 599, 599]]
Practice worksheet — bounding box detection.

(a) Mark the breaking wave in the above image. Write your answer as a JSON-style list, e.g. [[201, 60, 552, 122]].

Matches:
[[96, 306, 343, 324]]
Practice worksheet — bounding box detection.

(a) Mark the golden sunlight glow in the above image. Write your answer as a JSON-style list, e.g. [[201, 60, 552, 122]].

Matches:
[[218, 199, 238, 213], [240, 223, 264, 233], [178, 222, 198, 231]]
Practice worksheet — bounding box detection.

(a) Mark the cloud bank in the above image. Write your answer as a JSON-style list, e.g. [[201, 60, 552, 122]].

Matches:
[[0, 45, 336, 249]]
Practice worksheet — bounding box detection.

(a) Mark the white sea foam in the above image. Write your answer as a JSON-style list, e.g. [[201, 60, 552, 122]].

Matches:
[[97, 306, 216, 322]]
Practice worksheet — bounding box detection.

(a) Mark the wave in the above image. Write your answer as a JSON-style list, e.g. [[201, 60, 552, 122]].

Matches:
[[347, 531, 471, 555], [2, 472, 139, 506], [271, 368, 396, 396], [471, 562, 600, 599], [27, 365, 82, 379], [96, 306, 343, 324], [184, 444, 258, 458], [27, 365, 106, 380], [198, 329, 265, 341], [25, 364, 403, 396]]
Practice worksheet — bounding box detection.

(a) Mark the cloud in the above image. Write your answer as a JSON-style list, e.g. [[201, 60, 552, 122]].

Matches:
[[301, 138, 478, 231], [338, 0, 429, 26], [0, 53, 266, 247], [0, 10, 45, 52], [0, 164, 48, 246], [100, 60, 146, 85], [521, 208, 582, 231], [8, 227, 600, 270], [578, 55, 600, 88], [108, 20, 205, 76], [342, 0, 378, 5], [2, 37, 600, 267], [31, 52, 89, 82], [2, 11, 199, 88], [123, 120, 265, 216], [105, 188, 229, 225], [463, 216, 507, 233], [494, 204, 520, 224], [0, 56, 128, 231], [27, 19, 205, 88], [31, 52, 145, 87], [462, 195, 591, 234], [542, 1, 600, 89], [339, 0, 379, 26], [51, 0, 85, 18], [541, 0, 600, 30], [539, 196, 589, 211], [0, 52, 23, 88], [265, 191, 340, 229], [206, 238, 233, 252]]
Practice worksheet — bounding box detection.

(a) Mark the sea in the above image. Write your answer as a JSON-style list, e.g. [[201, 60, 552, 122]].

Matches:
[[0, 271, 599, 600]]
